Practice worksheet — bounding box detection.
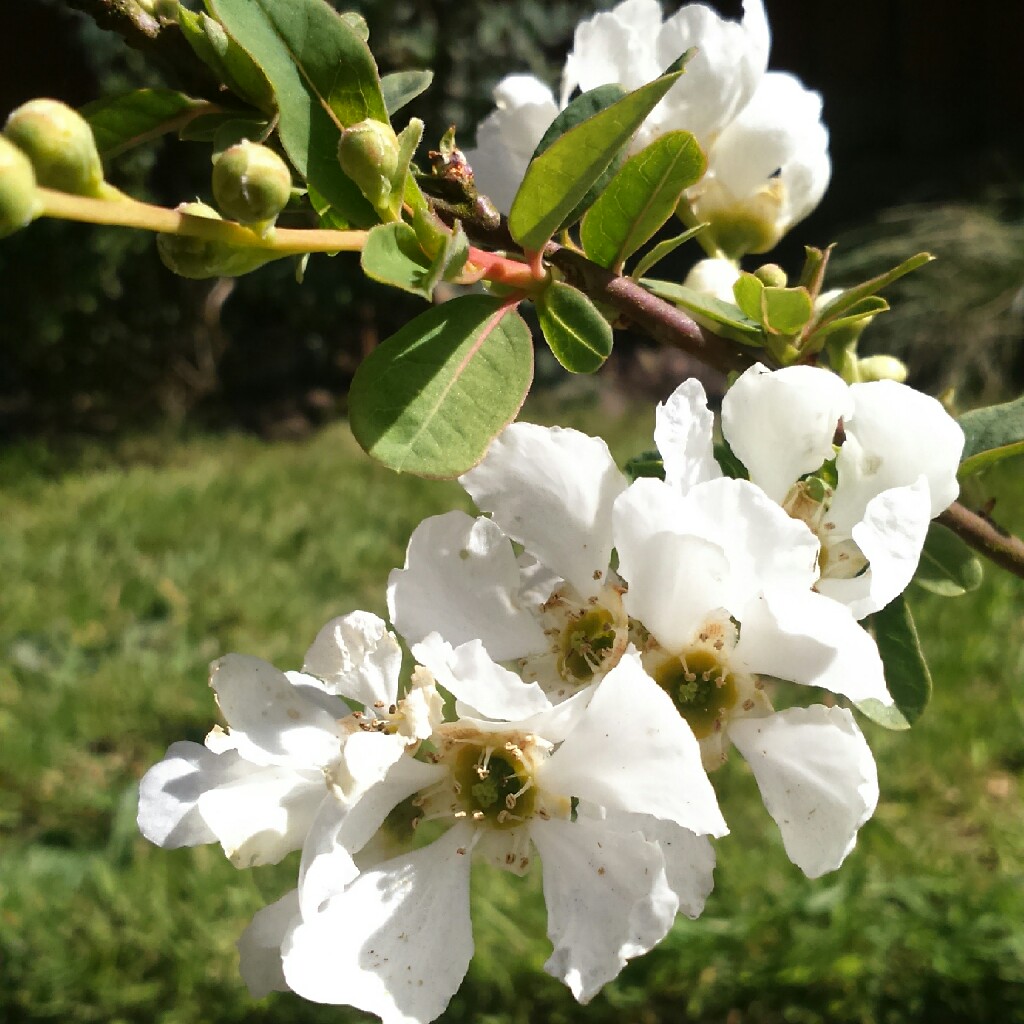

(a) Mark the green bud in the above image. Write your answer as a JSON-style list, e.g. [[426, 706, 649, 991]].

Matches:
[[4, 98, 104, 196], [338, 119, 401, 213], [0, 136, 40, 237], [211, 140, 292, 226], [753, 263, 787, 288], [856, 355, 909, 384], [154, 0, 180, 21], [157, 201, 275, 279]]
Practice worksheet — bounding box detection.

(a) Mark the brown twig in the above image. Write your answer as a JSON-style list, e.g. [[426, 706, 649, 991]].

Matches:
[[938, 503, 1024, 581]]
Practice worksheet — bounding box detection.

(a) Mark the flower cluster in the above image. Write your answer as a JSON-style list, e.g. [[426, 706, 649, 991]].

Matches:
[[138, 361, 963, 1023], [466, 0, 829, 256]]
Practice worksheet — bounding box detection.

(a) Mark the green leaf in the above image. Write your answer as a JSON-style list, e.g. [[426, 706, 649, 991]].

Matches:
[[957, 394, 1024, 477], [629, 223, 707, 279], [82, 89, 211, 159], [732, 272, 763, 322], [857, 594, 932, 730], [810, 295, 889, 340], [381, 71, 434, 116], [816, 252, 933, 327], [624, 450, 665, 482], [179, 8, 275, 112], [580, 131, 705, 270], [914, 522, 984, 597], [209, 0, 383, 228], [178, 111, 268, 145], [339, 11, 369, 40], [535, 282, 613, 373], [640, 278, 764, 345], [360, 220, 468, 300], [761, 285, 813, 335], [509, 69, 685, 251], [349, 295, 534, 477]]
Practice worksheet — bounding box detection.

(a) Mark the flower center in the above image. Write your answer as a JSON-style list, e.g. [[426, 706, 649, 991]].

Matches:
[[559, 606, 619, 683], [652, 649, 738, 740]]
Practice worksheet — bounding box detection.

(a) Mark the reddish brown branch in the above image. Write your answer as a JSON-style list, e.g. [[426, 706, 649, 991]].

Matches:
[[938, 502, 1024, 580]]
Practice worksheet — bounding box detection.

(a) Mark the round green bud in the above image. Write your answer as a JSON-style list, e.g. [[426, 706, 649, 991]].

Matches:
[[753, 263, 787, 288], [0, 136, 40, 237], [157, 201, 272, 279], [338, 119, 401, 211], [211, 140, 292, 225], [856, 354, 909, 383], [4, 98, 104, 196]]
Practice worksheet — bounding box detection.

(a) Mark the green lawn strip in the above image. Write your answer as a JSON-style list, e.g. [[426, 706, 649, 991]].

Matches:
[[1, 420, 1022, 1023]]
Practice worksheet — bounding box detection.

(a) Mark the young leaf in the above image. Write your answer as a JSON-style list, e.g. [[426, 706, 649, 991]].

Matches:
[[761, 285, 813, 335], [349, 295, 534, 477], [857, 594, 932, 730], [580, 131, 705, 270], [914, 522, 984, 597], [360, 221, 468, 300], [629, 224, 707, 279], [535, 281, 613, 373], [624, 450, 666, 482], [382, 71, 434, 116], [82, 89, 212, 159], [815, 252, 933, 328], [957, 394, 1024, 477], [640, 278, 764, 345], [732, 272, 763, 322], [508, 68, 685, 252], [209, 0, 382, 227], [809, 295, 889, 339]]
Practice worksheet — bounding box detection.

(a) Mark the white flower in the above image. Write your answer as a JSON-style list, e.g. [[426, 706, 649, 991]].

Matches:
[[465, 0, 827, 253], [277, 645, 727, 1022], [389, 423, 633, 701], [659, 366, 965, 618], [613, 472, 885, 875], [682, 256, 742, 303], [137, 611, 441, 872]]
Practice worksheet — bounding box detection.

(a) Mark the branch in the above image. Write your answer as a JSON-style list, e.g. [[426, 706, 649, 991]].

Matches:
[[937, 502, 1024, 581]]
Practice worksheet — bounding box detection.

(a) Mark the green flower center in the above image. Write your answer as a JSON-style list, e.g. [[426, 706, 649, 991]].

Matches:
[[451, 743, 536, 830], [559, 606, 618, 682], [653, 649, 738, 740]]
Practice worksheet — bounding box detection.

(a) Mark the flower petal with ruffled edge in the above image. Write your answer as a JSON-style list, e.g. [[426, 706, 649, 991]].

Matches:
[[532, 815, 677, 1003], [388, 510, 547, 660], [460, 422, 627, 600], [654, 377, 723, 495], [729, 705, 878, 877], [282, 822, 477, 1024], [721, 363, 851, 504], [237, 889, 300, 999]]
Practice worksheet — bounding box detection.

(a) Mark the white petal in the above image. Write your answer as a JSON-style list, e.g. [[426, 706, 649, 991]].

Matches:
[[387, 511, 546, 660], [532, 816, 677, 1003], [817, 479, 932, 619], [464, 75, 558, 215], [136, 740, 247, 848], [411, 633, 550, 720], [654, 377, 723, 495], [539, 650, 728, 837], [460, 422, 626, 599], [303, 611, 402, 709], [613, 479, 732, 652], [729, 706, 879, 877], [197, 767, 325, 868], [298, 755, 447, 917], [721, 363, 851, 503], [237, 889, 299, 999], [681, 257, 742, 304], [680, 477, 820, 611], [829, 380, 964, 532], [734, 588, 891, 705], [211, 654, 344, 769], [282, 823, 476, 1024]]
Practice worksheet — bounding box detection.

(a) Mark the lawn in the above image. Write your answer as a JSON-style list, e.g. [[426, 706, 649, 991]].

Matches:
[[1, 408, 1022, 1024]]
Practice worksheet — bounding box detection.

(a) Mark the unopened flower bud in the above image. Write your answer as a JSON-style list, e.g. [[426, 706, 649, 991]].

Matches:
[[157, 201, 274, 279], [682, 257, 741, 304], [753, 263, 787, 288], [211, 140, 292, 226], [4, 98, 104, 196], [856, 355, 908, 383], [0, 136, 40, 237], [338, 119, 401, 212]]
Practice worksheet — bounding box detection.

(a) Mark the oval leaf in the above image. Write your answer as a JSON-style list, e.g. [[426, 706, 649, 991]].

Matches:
[[508, 69, 685, 252], [914, 522, 984, 597], [857, 594, 932, 730], [82, 89, 212, 159], [361, 221, 468, 300], [382, 70, 434, 116], [580, 131, 705, 270], [535, 281, 613, 373], [349, 296, 534, 477], [209, 0, 382, 227], [761, 285, 813, 336], [957, 394, 1024, 477]]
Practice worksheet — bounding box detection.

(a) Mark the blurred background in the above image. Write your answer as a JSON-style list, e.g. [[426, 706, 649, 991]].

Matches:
[[1, 2, 1023, 1023]]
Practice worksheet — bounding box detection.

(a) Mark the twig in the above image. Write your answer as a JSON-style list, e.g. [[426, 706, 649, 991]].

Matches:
[[938, 502, 1024, 581]]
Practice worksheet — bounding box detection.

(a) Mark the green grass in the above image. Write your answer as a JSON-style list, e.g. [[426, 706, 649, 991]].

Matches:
[[1, 412, 1022, 1024]]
